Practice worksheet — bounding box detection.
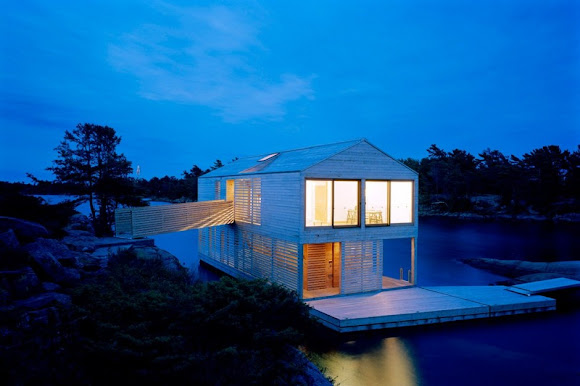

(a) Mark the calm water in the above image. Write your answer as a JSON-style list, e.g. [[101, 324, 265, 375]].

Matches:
[[44, 196, 580, 385]]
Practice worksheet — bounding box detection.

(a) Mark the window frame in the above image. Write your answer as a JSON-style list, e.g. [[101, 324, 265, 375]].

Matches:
[[304, 178, 361, 228], [364, 179, 415, 226]]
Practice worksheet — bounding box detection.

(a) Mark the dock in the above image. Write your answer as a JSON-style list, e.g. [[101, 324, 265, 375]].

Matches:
[[306, 284, 559, 332]]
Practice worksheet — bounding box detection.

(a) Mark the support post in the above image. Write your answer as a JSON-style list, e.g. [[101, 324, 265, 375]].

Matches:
[[411, 237, 417, 285]]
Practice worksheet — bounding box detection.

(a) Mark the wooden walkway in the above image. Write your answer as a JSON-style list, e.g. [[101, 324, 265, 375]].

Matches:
[[306, 285, 557, 332], [115, 200, 233, 238], [506, 278, 580, 296]]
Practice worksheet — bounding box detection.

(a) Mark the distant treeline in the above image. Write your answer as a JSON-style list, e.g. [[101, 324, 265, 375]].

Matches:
[[400, 144, 580, 216], [9, 160, 227, 203], [6, 144, 579, 216]]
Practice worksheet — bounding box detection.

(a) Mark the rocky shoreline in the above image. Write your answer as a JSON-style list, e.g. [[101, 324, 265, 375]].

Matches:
[[0, 214, 186, 352], [460, 257, 580, 285], [420, 211, 580, 223]]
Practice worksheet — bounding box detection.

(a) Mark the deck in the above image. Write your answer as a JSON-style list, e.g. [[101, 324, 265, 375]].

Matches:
[[306, 285, 557, 332]]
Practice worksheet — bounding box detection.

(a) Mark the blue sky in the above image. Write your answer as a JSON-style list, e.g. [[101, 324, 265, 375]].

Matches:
[[1, 0, 578, 182]]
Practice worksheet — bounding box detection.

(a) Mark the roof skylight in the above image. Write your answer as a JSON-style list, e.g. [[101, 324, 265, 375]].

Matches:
[[258, 153, 279, 162]]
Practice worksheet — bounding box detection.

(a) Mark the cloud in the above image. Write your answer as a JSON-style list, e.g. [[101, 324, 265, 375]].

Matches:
[[108, 3, 313, 122]]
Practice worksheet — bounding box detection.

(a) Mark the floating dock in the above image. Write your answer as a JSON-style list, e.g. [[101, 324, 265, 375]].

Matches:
[[306, 283, 567, 333]]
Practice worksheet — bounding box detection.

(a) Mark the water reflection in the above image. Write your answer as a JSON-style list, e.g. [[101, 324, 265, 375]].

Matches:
[[322, 337, 420, 386]]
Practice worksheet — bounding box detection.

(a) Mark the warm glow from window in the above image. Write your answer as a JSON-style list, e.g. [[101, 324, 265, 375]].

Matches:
[[365, 181, 388, 225], [306, 180, 332, 226], [390, 181, 413, 223], [333, 181, 359, 226]]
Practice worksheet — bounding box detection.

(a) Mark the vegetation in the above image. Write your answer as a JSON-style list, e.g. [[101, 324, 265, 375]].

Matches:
[[46, 123, 146, 235], [401, 144, 580, 216], [2, 249, 320, 385], [0, 182, 78, 237]]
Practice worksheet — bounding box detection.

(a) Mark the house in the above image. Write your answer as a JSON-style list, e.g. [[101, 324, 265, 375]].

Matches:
[[197, 139, 418, 299]]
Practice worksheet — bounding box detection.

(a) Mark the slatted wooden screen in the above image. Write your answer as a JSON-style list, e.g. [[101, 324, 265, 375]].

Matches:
[[303, 243, 331, 291], [115, 200, 234, 238], [341, 240, 383, 295], [199, 227, 299, 292], [234, 178, 261, 225]]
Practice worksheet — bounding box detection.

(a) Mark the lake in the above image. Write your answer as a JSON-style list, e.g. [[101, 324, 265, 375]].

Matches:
[[41, 196, 580, 385]]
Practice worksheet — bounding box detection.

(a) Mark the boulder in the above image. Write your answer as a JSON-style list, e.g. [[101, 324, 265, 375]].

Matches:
[[61, 230, 98, 253], [0, 229, 20, 250], [0, 267, 41, 299], [64, 213, 95, 234], [24, 239, 81, 285], [41, 282, 61, 292], [128, 245, 185, 273], [13, 292, 72, 309], [0, 217, 49, 243]]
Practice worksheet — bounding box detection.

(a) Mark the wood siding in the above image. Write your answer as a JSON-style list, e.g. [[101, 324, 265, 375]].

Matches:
[[115, 200, 233, 238], [199, 226, 299, 292], [304, 141, 417, 180], [341, 240, 383, 295]]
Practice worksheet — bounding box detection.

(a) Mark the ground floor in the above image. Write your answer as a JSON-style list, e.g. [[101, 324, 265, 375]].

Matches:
[[199, 226, 417, 299]]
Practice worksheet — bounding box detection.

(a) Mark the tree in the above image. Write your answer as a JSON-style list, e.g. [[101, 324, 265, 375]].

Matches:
[[48, 123, 134, 235]]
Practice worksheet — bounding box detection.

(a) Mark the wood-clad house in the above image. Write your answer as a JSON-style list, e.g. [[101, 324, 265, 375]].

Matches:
[[198, 139, 418, 299]]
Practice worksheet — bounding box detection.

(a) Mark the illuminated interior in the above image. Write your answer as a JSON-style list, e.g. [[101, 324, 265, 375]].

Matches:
[[365, 181, 388, 225], [306, 180, 359, 227], [333, 180, 359, 226], [305, 180, 332, 226], [390, 181, 413, 223]]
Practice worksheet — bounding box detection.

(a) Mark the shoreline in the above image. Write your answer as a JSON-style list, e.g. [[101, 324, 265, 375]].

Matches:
[[419, 211, 580, 223]]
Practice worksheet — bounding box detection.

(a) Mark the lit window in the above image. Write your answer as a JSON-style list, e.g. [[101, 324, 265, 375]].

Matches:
[[305, 180, 332, 226], [365, 181, 388, 225], [390, 181, 413, 223], [305, 180, 360, 227], [333, 181, 359, 226]]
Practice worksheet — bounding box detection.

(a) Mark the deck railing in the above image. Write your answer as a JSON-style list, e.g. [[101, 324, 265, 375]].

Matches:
[[115, 200, 234, 238]]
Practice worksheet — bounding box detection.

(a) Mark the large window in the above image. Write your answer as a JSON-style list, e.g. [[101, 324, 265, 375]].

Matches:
[[365, 181, 388, 225], [390, 181, 413, 223], [365, 180, 414, 225], [305, 180, 359, 227], [235, 178, 261, 225]]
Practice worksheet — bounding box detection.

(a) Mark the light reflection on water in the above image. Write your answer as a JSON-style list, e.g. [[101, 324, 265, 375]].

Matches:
[[322, 337, 420, 386]]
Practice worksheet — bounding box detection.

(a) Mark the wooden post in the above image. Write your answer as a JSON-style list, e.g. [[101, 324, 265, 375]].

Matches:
[[411, 237, 417, 285], [298, 243, 304, 299]]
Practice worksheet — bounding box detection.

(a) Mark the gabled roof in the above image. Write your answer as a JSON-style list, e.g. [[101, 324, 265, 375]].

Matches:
[[201, 139, 364, 178]]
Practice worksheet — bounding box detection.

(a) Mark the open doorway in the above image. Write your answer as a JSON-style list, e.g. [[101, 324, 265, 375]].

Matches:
[[303, 242, 341, 299], [382, 238, 415, 289]]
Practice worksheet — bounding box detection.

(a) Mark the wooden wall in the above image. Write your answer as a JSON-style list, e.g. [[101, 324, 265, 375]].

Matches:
[[341, 240, 383, 295], [199, 225, 300, 293]]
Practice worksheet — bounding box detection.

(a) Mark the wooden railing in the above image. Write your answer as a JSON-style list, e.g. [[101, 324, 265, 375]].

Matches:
[[115, 200, 234, 238]]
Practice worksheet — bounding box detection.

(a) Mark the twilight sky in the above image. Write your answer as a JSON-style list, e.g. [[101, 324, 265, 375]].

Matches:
[[1, 0, 578, 182]]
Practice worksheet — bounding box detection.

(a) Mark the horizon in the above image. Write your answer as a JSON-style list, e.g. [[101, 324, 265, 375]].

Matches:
[[1, 0, 578, 182]]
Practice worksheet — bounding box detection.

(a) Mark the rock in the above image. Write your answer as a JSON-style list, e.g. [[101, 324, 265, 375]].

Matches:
[[0, 229, 20, 249], [61, 230, 98, 252], [0, 267, 41, 299], [41, 282, 61, 292], [64, 213, 95, 234], [13, 292, 72, 309], [462, 258, 580, 281], [78, 254, 108, 272], [128, 245, 185, 273], [24, 239, 81, 285], [0, 217, 49, 243]]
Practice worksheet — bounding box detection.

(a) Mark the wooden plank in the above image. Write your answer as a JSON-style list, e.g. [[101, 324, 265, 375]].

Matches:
[[508, 278, 580, 295]]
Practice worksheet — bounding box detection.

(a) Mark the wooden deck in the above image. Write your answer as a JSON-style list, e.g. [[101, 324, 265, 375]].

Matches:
[[506, 278, 580, 296], [306, 285, 556, 332]]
